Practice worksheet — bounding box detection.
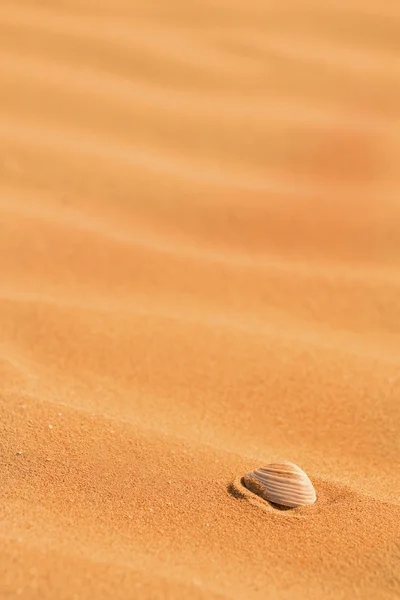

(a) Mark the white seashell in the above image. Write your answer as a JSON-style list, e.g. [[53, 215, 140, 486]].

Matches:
[[243, 461, 316, 508]]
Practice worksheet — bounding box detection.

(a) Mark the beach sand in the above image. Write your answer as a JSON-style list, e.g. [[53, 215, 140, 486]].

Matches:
[[1, 1, 400, 598]]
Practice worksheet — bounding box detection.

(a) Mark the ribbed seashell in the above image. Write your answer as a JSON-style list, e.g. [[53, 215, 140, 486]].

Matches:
[[243, 462, 316, 508]]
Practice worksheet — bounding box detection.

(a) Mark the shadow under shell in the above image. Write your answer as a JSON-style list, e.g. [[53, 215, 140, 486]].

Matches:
[[240, 477, 293, 511]]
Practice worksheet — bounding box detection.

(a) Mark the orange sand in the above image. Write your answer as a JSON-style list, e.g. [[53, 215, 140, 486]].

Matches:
[[1, 1, 400, 598]]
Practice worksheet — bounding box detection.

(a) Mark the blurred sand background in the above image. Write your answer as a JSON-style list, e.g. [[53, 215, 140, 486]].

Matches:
[[0, 1, 400, 598]]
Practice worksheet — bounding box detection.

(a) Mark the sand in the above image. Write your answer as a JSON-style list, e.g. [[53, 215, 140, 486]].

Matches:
[[1, 1, 400, 598]]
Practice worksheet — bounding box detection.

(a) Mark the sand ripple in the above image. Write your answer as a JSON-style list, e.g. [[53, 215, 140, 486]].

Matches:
[[0, 1, 399, 598]]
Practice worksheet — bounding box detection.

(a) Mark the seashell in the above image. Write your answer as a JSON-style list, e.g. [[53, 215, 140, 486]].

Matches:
[[243, 462, 316, 508]]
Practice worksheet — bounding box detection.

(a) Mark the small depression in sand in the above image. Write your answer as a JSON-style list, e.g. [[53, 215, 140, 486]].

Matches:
[[229, 475, 355, 519]]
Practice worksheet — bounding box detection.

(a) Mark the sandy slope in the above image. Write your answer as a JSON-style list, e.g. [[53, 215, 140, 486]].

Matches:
[[1, 1, 400, 598]]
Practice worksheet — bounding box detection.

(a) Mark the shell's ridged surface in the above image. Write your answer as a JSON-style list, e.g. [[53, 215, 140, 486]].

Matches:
[[243, 462, 317, 508]]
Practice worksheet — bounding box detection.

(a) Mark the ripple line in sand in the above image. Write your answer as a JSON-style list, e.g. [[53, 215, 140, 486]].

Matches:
[[1, 288, 400, 365], [1, 188, 399, 288], [264, 32, 400, 79], [0, 115, 279, 190], [0, 3, 258, 82], [2, 50, 399, 134]]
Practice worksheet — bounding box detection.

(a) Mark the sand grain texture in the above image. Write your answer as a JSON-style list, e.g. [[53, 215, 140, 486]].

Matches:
[[1, 1, 400, 598]]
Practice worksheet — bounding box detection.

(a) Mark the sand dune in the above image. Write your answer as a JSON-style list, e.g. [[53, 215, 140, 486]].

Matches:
[[1, 1, 399, 598]]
